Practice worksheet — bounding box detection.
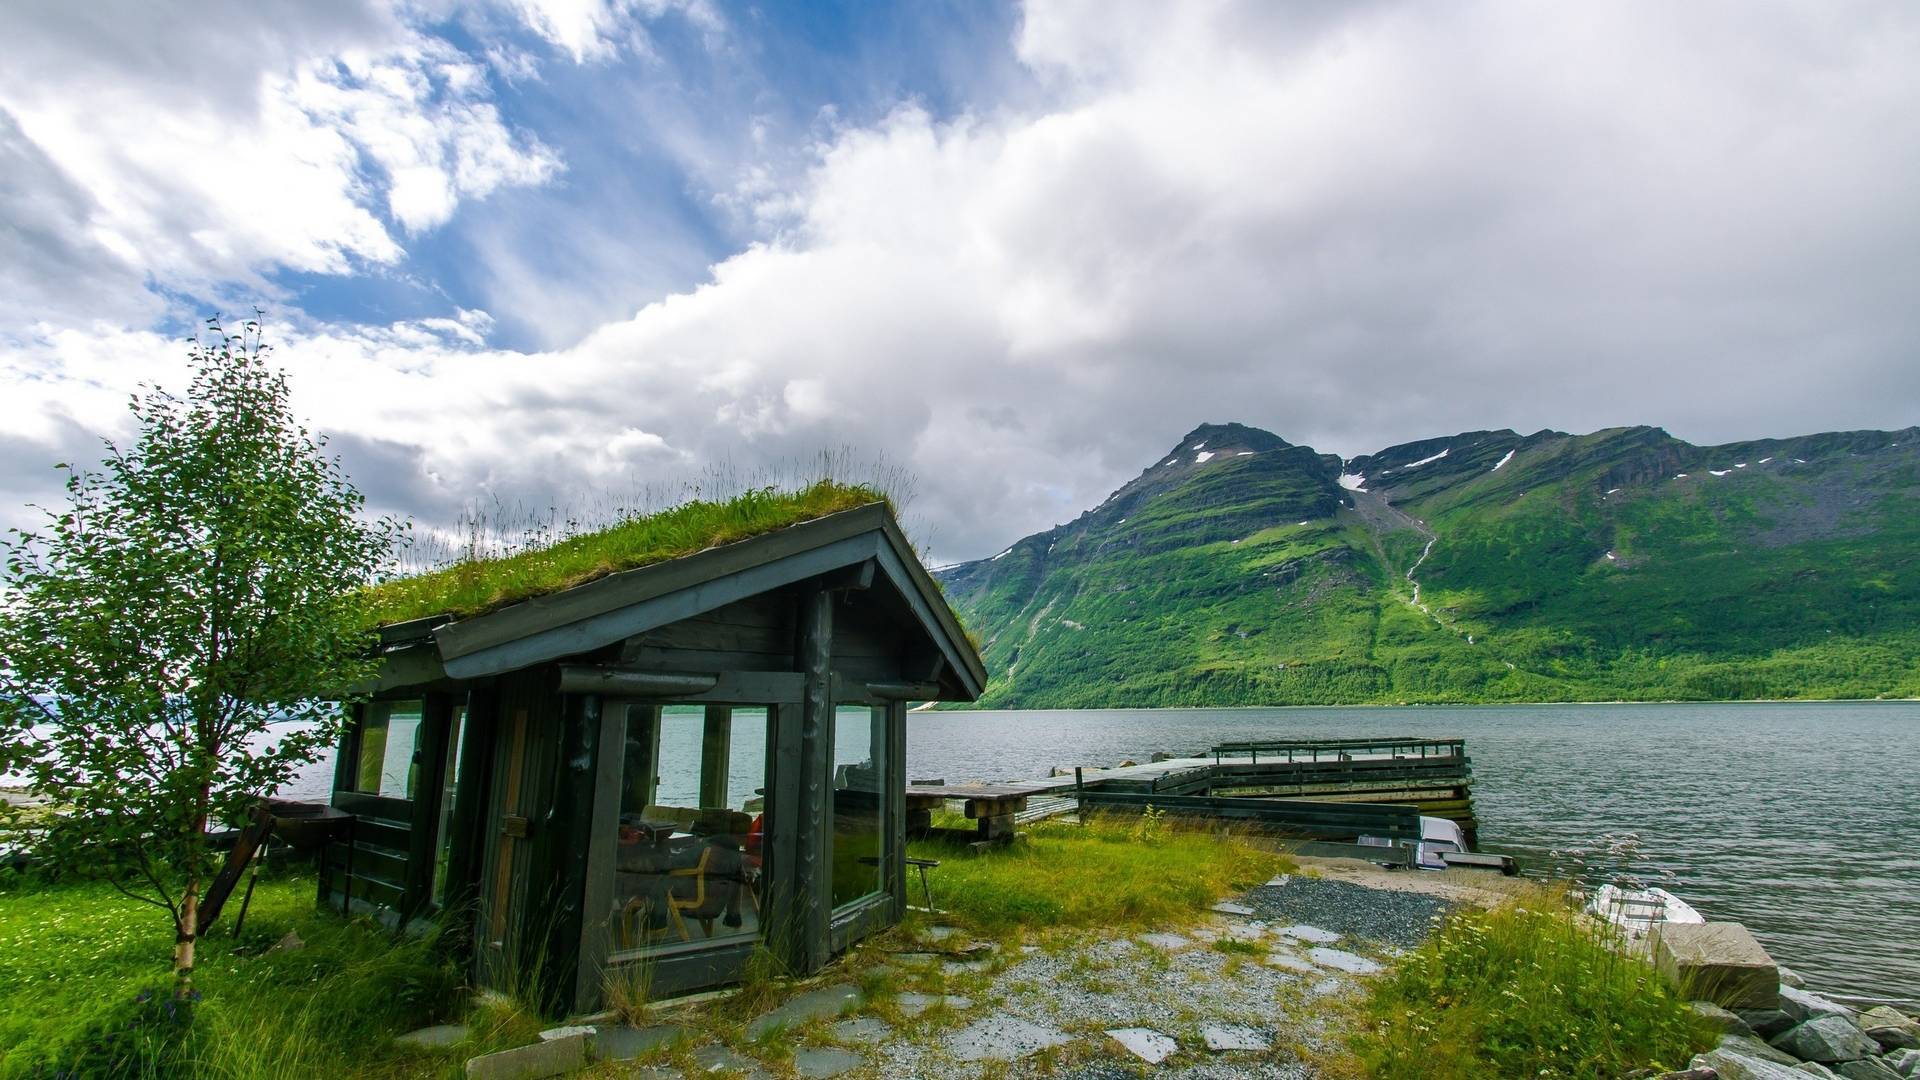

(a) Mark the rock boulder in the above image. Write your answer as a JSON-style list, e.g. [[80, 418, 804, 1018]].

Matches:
[[1835, 1058, 1905, 1080], [1772, 1016, 1881, 1064], [1859, 1007, 1920, 1052], [1654, 922, 1780, 1010]]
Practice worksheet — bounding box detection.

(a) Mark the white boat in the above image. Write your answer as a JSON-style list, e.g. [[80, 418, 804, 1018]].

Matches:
[[1586, 884, 1704, 937], [1416, 816, 1466, 870], [1357, 815, 1470, 870]]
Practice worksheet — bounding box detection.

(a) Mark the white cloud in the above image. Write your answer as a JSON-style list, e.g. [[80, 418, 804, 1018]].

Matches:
[[0, 2, 561, 323], [510, 0, 724, 63], [5, 0, 1920, 563]]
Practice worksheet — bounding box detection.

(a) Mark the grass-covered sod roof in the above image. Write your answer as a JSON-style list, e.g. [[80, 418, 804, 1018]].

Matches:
[[363, 481, 887, 628]]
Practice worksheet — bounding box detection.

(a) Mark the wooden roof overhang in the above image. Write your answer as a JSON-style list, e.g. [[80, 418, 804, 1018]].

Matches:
[[369, 502, 986, 701]]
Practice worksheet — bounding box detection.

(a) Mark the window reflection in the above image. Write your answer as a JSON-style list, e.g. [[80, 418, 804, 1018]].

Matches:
[[431, 704, 468, 905], [356, 700, 423, 798], [831, 705, 885, 909], [610, 705, 768, 949]]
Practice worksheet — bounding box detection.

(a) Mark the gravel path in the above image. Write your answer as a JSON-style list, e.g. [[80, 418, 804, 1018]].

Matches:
[[1243, 874, 1453, 949]]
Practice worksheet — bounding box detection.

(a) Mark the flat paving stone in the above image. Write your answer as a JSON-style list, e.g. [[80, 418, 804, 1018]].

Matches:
[[925, 925, 961, 941], [596, 1023, 686, 1061], [1278, 924, 1341, 945], [745, 984, 863, 1039], [945, 1015, 1074, 1062], [1308, 976, 1348, 997], [1223, 923, 1269, 942], [1308, 947, 1384, 975], [831, 1017, 892, 1044], [690, 1044, 769, 1078], [1266, 953, 1317, 974], [465, 1033, 588, 1080], [1202, 1024, 1273, 1052], [792, 1047, 864, 1078], [1211, 901, 1257, 916], [895, 993, 973, 1017], [1106, 1027, 1178, 1064], [397, 1024, 469, 1049], [942, 959, 992, 974], [1139, 932, 1193, 951], [538, 1024, 595, 1042]]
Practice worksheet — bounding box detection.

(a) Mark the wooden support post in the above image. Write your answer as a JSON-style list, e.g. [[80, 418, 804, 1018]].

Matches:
[[792, 587, 834, 974], [699, 705, 731, 808]]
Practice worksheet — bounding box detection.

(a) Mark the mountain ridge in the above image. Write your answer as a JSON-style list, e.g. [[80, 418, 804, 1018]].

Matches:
[[937, 421, 1920, 707]]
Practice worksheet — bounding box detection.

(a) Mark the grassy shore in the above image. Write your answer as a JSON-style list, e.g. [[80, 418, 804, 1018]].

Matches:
[[0, 818, 1284, 1078], [1337, 890, 1715, 1078]]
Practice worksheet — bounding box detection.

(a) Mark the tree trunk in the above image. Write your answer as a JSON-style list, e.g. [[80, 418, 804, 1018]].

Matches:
[[175, 884, 198, 977]]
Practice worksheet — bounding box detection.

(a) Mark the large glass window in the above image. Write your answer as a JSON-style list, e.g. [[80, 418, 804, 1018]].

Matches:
[[830, 705, 886, 909], [355, 700, 423, 798], [607, 705, 769, 952], [431, 704, 469, 905]]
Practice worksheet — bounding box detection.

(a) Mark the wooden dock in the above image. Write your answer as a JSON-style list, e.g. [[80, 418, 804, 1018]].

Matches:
[[908, 735, 1480, 849]]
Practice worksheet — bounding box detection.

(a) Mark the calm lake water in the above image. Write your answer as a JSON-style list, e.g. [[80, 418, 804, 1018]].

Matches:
[[279, 700, 1918, 1000]]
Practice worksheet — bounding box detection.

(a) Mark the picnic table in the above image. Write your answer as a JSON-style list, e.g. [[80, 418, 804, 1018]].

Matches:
[[904, 782, 1041, 848]]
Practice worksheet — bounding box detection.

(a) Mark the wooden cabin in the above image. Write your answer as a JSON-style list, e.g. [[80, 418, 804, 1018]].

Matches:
[[321, 502, 986, 1012]]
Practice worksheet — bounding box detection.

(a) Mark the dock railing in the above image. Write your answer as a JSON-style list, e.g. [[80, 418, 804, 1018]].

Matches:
[[1210, 736, 1467, 765]]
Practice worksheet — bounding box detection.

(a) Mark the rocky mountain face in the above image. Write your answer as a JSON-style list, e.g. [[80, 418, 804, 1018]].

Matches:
[[937, 422, 1920, 707]]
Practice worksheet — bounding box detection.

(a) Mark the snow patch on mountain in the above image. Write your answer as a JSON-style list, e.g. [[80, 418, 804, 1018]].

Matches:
[[1491, 449, 1515, 472]]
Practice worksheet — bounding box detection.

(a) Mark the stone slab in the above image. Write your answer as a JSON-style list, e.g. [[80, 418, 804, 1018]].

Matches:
[[1106, 1027, 1178, 1064], [538, 1025, 595, 1042], [1140, 932, 1193, 951], [1653, 922, 1780, 1010], [945, 1015, 1073, 1062], [1211, 901, 1256, 916], [831, 1018, 892, 1044], [1201, 1024, 1272, 1052], [1308, 947, 1384, 975], [745, 985, 863, 1039], [1265, 953, 1318, 974], [398, 1024, 469, 1049], [792, 1047, 864, 1078], [1308, 976, 1347, 997], [465, 1033, 588, 1080], [691, 1044, 769, 1078], [596, 1023, 686, 1061], [1278, 924, 1341, 945], [895, 992, 972, 1017], [1883, 1048, 1920, 1077]]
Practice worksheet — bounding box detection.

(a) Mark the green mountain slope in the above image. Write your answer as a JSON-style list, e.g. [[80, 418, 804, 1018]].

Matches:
[[937, 422, 1920, 707]]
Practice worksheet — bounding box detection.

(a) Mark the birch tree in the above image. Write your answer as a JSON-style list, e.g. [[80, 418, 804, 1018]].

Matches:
[[0, 317, 399, 979]]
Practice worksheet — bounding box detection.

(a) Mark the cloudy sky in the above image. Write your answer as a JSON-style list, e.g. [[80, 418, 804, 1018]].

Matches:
[[3, 1, 1917, 563]]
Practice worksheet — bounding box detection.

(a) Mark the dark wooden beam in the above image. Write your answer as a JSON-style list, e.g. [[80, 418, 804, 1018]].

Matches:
[[555, 667, 718, 697]]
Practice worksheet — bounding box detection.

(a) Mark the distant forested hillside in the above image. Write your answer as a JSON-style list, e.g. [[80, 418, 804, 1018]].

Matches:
[[936, 422, 1920, 707]]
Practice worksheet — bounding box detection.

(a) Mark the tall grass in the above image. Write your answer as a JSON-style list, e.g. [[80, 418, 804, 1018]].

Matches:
[[907, 816, 1287, 935], [0, 869, 461, 1079], [1344, 892, 1713, 1079]]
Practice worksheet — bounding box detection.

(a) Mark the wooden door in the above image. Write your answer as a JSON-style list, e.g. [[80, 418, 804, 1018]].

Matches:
[[478, 706, 532, 982]]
